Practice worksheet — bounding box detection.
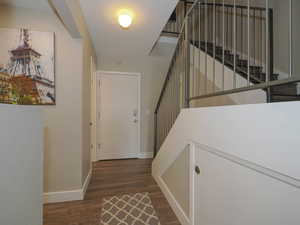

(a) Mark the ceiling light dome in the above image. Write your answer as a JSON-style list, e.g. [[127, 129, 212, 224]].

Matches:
[[118, 13, 132, 29]]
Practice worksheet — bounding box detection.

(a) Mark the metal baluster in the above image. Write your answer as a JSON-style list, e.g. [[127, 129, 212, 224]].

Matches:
[[254, 9, 256, 66], [168, 78, 172, 132], [289, 0, 292, 77], [166, 74, 170, 135], [269, 8, 274, 91], [172, 67, 175, 125], [233, 0, 237, 89], [247, 0, 250, 86], [176, 5, 179, 32], [182, 35, 185, 108], [205, 0, 208, 94], [264, 11, 266, 73], [260, 9, 263, 69], [213, 0, 216, 92], [217, 5, 220, 48], [193, 8, 196, 98], [164, 80, 168, 138], [226, 7, 229, 50], [159, 104, 162, 149], [154, 112, 157, 155], [209, 5, 211, 43], [222, 0, 225, 91], [266, 0, 271, 102], [231, 7, 233, 51], [241, 8, 243, 61], [219, 5, 221, 48], [266, 0, 269, 83], [185, 16, 191, 108], [174, 50, 177, 119], [156, 111, 159, 151], [178, 38, 182, 113], [198, 1, 201, 96], [173, 53, 176, 120], [172, 51, 175, 120], [175, 41, 179, 115], [161, 101, 164, 147]]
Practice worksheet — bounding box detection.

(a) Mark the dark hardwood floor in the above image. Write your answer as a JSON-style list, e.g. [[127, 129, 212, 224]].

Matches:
[[44, 159, 181, 225]]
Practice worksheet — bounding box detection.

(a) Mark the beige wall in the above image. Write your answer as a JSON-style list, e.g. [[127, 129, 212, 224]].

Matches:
[[0, 2, 96, 192], [99, 54, 173, 153]]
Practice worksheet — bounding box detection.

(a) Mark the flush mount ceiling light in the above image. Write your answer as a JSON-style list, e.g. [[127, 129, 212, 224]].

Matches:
[[118, 9, 134, 29], [118, 13, 132, 28]]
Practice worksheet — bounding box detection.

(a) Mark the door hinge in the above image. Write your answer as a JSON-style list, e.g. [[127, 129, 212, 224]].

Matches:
[[98, 143, 101, 149]]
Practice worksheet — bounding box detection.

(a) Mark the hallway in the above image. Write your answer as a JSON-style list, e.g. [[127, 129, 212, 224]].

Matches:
[[43, 159, 181, 225]]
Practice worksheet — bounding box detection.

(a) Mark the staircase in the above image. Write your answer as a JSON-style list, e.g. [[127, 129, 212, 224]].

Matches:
[[154, 0, 300, 156], [193, 40, 300, 102]]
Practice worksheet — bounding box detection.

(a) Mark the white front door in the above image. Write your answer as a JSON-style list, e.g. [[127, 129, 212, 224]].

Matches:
[[96, 72, 140, 160]]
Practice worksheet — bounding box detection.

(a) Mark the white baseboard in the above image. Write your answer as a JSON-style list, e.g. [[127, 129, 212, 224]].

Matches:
[[138, 152, 154, 159], [44, 189, 82, 204], [82, 169, 92, 198], [44, 169, 92, 204], [154, 176, 190, 225]]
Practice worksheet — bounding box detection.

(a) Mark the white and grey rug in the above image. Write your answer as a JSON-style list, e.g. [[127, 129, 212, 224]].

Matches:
[[100, 192, 161, 225]]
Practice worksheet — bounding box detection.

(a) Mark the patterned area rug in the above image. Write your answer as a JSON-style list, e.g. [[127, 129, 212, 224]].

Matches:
[[100, 192, 161, 225]]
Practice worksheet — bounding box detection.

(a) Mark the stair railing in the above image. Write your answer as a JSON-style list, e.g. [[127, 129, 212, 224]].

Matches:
[[162, 1, 190, 35], [154, 0, 300, 156]]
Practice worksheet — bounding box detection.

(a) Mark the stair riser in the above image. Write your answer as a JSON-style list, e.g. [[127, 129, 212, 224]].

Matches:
[[193, 41, 299, 101]]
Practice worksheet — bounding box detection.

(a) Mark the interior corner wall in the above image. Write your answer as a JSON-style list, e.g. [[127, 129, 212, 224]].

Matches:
[[98, 55, 172, 154], [65, 0, 98, 185], [0, 5, 84, 192]]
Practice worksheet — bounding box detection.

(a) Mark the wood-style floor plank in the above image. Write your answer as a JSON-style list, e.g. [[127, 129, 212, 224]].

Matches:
[[43, 159, 181, 225]]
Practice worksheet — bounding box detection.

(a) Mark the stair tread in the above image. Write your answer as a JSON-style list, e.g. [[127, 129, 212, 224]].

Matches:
[[192, 41, 299, 101], [271, 94, 300, 102]]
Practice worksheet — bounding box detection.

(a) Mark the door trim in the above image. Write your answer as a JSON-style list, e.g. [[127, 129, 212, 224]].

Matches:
[[95, 70, 142, 160], [90, 56, 97, 162]]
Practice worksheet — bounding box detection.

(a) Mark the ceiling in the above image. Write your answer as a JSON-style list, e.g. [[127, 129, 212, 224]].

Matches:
[[0, 0, 50, 10], [79, 0, 178, 64]]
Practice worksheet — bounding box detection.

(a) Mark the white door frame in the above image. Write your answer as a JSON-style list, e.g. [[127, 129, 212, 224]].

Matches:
[[95, 70, 142, 160], [90, 56, 97, 162]]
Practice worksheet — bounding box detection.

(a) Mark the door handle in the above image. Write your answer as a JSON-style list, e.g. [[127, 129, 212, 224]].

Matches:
[[133, 119, 138, 123]]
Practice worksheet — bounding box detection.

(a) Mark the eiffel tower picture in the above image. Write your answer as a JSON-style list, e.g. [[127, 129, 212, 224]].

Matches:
[[0, 28, 55, 105]]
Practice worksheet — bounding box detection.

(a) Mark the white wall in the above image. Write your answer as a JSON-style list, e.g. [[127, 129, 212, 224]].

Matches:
[[194, 142, 300, 225], [153, 102, 300, 182], [153, 102, 300, 225], [0, 105, 43, 225], [0, 2, 96, 196]]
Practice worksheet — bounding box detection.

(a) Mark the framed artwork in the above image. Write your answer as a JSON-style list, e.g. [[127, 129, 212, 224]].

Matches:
[[0, 28, 55, 105]]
